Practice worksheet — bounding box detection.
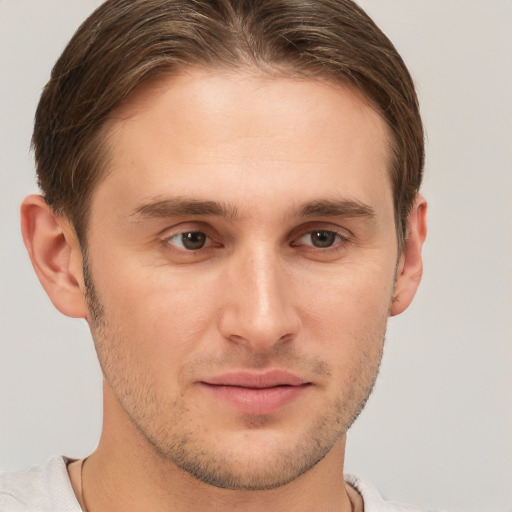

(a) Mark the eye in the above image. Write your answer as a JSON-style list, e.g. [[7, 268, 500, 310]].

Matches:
[[296, 230, 345, 248], [166, 231, 209, 250]]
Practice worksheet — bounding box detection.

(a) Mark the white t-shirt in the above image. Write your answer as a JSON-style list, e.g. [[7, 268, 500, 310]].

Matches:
[[0, 456, 438, 511]]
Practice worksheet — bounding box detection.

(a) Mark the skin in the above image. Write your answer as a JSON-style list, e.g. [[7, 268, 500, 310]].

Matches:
[[21, 67, 427, 512]]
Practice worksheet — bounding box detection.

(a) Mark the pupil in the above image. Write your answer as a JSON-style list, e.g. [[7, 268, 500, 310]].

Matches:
[[311, 231, 335, 248], [182, 232, 206, 250]]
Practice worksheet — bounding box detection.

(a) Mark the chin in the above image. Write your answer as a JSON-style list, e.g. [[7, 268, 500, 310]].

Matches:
[[152, 417, 343, 491], [173, 448, 327, 491]]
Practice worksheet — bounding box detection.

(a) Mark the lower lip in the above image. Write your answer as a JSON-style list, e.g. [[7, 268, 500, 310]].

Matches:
[[201, 383, 310, 415]]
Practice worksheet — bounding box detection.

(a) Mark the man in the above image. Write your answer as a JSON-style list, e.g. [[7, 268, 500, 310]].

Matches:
[[1, 0, 429, 510]]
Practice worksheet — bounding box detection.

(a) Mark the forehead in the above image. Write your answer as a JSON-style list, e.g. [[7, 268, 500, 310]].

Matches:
[[95, 67, 393, 221], [111, 67, 389, 150]]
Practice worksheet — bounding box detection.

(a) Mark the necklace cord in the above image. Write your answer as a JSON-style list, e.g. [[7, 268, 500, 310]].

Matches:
[[80, 457, 90, 512], [79, 456, 358, 512]]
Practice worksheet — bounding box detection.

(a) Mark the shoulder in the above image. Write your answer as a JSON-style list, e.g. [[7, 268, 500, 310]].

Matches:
[[0, 456, 81, 512], [345, 474, 443, 512]]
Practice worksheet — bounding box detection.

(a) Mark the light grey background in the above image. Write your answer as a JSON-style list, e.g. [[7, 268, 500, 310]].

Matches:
[[1, 1, 511, 511]]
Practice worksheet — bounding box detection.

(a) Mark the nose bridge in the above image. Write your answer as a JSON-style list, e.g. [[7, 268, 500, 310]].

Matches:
[[219, 243, 299, 349], [248, 246, 281, 319]]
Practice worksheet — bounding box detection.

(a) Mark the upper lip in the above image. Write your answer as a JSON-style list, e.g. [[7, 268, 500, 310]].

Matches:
[[202, 370, 308, 389]]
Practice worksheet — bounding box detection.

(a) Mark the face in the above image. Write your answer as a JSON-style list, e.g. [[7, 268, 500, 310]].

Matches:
[[83, 68, 399, 489]]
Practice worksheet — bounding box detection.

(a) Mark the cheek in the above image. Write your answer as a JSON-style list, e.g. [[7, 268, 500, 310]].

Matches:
[[89, 236, 396, 375], [301, 259, 395, 321], [92, 256, 222, 365], [298, 261, 394, 359]]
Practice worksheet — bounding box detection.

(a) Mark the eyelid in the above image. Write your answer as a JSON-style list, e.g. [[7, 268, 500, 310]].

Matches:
[[295, 230, 348, 249], [160, 222, 220, 253], [159, 221, 352, 253], [159, 220, 215, 239], [290, 222, 352, 244], [165, 231, 212, 250]]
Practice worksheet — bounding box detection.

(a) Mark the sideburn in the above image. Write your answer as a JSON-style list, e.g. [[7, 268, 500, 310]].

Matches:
[[82, 249, 105, 327]]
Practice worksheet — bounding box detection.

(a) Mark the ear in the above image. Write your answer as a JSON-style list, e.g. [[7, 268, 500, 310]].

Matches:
[[390, 195, 428, 316], [20, 194, 88, 318]]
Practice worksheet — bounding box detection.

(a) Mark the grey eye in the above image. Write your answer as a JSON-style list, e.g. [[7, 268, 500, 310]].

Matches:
[[168, 231, 208, 250], [309, 230, 337, 248]]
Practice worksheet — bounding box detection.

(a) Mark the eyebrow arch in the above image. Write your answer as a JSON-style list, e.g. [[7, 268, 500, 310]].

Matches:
[[130, 197, 239, 221], [295, 199, 376, 219], [130, 197, 374, 223]]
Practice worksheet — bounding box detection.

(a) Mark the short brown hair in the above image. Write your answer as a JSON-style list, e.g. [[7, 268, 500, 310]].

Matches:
[[33, 0, 424, 249]]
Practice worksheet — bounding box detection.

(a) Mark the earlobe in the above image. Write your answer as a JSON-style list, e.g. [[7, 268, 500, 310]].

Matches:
[[390, 195, 428, 317], [20, 194, 88, 319]]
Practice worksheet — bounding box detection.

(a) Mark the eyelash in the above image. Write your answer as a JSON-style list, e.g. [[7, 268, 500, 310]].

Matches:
[[162, 227, 351, 254], [165, 231, 215, 251], [291, 230, 350, 251]]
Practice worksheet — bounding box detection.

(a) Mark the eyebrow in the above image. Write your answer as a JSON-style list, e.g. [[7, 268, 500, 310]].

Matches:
[[294, 199, 376, 219], [130, 197, 239, 220], [130, 196, 375, 222]]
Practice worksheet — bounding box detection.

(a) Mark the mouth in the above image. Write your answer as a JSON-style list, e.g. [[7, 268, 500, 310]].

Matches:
[[200, 370, 312, 415]]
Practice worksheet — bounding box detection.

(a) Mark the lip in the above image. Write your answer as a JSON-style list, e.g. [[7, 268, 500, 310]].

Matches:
[[203, 370, 307, 388], [200, 370, 311, 415]]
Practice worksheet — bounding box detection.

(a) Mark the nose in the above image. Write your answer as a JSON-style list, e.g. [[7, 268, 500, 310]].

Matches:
[[218, 246, 301, 352]]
